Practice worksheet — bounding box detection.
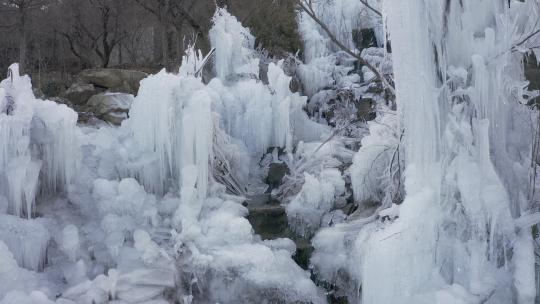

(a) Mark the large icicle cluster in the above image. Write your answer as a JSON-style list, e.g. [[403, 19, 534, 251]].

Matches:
[[124, 8, 328, 198], [209, 8, 327, 154], [310, 1, 540, 303], [0, 8, 332, 304], [0, 64, 78, 219], [128, 72, 213, 197]]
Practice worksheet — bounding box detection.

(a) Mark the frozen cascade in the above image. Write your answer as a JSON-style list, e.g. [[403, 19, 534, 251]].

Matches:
[[128, 10, 326, 194], [209, 8, 327, 154], [128, 72, 213, 197], [0, 64, 78, 218], [209, 9, 259, 81], [357, 1, 539, 303]]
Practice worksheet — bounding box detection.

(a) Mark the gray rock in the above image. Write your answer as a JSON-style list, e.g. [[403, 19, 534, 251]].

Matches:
[[79, 69, 148, 95], [102, 112, 128, 125], [87, 93, 133, 125], [62, 83, 103, 106]]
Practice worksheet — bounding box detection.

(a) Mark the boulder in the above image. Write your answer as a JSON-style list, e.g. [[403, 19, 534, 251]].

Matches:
[[62, 83, 104, 106], [102, 112, 128, 125], [79, 69, 148, 95], [87, 93, 134, 125]]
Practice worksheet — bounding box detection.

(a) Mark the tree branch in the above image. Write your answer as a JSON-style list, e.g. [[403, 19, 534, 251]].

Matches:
[[296, 0, 395, 97], [512, 28, 540, 51], [359, 0, 382, 17]]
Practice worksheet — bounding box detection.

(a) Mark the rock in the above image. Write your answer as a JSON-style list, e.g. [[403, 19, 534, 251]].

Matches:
[[102, 112, 128, 125], [62, 83, 103, 106], [224, 72, 258, 83], [79, 69, 148, 95], [87, 93, 133, 125], [87, 93, 133, 115], [266, 162, 290, 189]]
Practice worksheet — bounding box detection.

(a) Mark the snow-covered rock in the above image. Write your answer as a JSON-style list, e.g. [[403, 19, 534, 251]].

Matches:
[[87, 93, 133, 125]]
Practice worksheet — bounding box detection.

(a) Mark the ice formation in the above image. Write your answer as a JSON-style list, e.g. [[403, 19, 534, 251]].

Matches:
[[368, 1, 538, 302], [209, 9, 259, 81], [0, 214, 50, 271], [0, 64, 78, 219], [296, 0, 385, 97], [209, 8, 327, 154], [60, 225, 80, 262], [350, 112, 400, 207], [309, 1, 540, 303], [286, 168, 345, 237], [128, 72, 213, 197], [4, 1, 540, 303]]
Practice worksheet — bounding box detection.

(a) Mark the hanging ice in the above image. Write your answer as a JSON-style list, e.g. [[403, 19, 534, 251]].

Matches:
[[209, 9, 260, 81], [0, 64, 79, 219], [354, 1, 540, 303], [209, 9, 327, 155]]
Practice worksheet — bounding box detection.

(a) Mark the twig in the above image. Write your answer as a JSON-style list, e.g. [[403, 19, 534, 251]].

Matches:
[[512, 28, 540, 51], [296, 0, 395, 98]]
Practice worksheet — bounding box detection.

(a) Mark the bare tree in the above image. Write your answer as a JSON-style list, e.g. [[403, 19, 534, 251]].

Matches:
[[0, 0, 52, 73], [131, 0, 207, 69], [56, 0, 130, 68]]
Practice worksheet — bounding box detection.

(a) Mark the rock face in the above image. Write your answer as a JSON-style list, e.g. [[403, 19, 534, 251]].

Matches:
[[87, 93, 134, 125], [80, 69, 148, 95], [58, 69, 146, 120]]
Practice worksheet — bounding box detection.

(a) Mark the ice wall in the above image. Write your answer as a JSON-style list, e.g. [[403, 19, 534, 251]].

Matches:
[[0, 64, 78, 218], [353, 1, 539, 303]]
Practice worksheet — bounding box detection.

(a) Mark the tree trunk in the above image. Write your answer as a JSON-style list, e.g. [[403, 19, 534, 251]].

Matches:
[[18, 27, 27, 75]]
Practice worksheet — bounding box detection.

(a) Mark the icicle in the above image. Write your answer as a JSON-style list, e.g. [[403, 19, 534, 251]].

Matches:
[[209, 8, 259, 81], [0, 64, 78, 218]]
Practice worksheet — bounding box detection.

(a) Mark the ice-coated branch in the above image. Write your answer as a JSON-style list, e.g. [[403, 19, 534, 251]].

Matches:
[[512, 28, 540, 52], [296, 0, 395, 98], [359, 0, 381, 17]]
